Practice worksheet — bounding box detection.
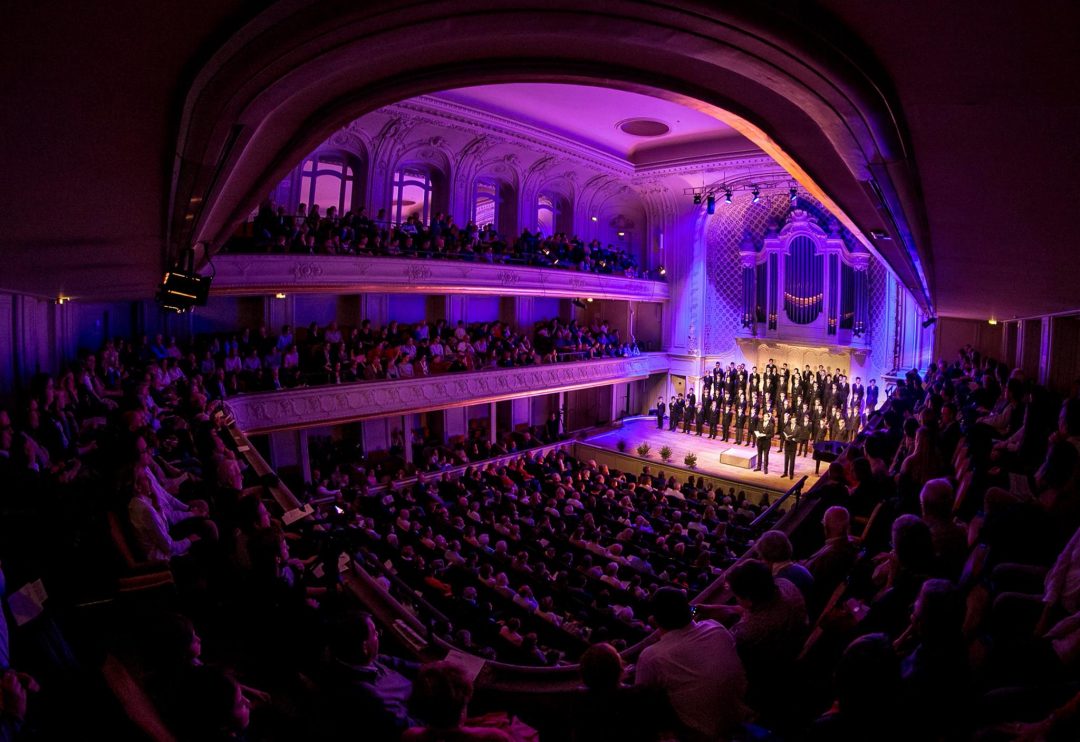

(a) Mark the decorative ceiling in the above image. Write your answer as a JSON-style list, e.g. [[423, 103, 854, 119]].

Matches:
[[433, 84, 752, 165]]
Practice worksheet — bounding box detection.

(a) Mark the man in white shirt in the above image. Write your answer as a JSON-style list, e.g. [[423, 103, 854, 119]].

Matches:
[[635, 588, 748, 741]]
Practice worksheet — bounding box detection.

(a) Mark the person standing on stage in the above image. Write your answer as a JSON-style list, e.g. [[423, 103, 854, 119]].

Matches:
[[709, 401, 720, 440], [866, 378, 879, 413], [735, 394, 747, 446], [797, 413, 812, 458], [656, 396, 667, 430], [776, 397, 789, 453], [812, 401, 827, 446], [745, 393, 758, 448], [686, 387, 697, 412], [748, 366, 760, 397], [851, 376, 865, 414], [782, 414, 799, 479], [722, 401, 733, 442], [670, 395, 682, 432], [695, 404, 706, 437], [755, 412, 776, 474]]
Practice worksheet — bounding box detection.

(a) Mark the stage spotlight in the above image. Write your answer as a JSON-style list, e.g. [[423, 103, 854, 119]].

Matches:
[[706, 195, 715, 214], [789, 187, 798, 204], [693, 193, 702, 205], [723, 190, 732, 204], [752, 188, 761, 204]]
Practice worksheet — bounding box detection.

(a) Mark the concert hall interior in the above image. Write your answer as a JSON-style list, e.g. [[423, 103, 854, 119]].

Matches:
[[2, 2, 1080, 740]]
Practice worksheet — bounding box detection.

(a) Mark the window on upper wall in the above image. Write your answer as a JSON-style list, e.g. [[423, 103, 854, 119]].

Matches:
[[537, 193, 555, 235], [474, 180, 498, 228], [299, 155, 356, 215], [393, 167, 433, 225]]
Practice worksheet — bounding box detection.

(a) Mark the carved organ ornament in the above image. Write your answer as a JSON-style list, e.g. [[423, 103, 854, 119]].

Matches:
[[739, 209, 870, 345]]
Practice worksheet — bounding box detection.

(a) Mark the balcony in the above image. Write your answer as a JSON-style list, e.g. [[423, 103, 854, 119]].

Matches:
[[226, 353, 670, 433], [209, 255, 669, 302]]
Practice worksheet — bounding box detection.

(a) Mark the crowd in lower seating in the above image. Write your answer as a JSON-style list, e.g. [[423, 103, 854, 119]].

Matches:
[[236, 202, 663, 280], [4, 338, 1080, 740]]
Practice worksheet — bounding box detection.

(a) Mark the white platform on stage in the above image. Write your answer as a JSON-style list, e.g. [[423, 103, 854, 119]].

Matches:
[[719, 446, 757, 469]]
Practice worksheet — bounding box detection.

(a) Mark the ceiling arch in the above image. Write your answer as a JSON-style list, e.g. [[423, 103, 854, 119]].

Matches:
[[172, 0, 931, 312]]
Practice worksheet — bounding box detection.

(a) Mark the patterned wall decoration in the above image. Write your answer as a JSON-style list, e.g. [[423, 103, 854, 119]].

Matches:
[[702, 193, 882, 359], [866, 258, 890, 377]]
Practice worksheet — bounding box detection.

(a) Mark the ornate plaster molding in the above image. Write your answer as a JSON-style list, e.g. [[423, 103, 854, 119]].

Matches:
[[229, 353, 670, 433], [210, 255, 670, 302]]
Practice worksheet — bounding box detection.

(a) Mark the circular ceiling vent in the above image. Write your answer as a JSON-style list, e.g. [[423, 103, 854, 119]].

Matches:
[[617, 118, 670, 137]]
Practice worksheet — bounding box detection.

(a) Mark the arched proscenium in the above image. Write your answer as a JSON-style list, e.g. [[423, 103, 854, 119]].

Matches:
[[170, 1, 933, 314]]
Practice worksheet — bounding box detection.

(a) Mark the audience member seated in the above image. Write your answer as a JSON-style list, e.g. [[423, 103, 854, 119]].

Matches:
[[568, 642, 675, 742], [402, 661, 516, 741], [634, 587, 748, 742]]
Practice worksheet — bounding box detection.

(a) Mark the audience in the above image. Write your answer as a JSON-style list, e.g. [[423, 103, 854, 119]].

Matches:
[[5, 331, 1080, 741], [240, 202, 663, 280]]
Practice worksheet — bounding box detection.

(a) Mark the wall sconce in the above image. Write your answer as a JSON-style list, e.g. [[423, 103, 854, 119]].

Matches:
[[275, 292, 287, 299], [55, 296, 70, 305], [590, 216, 598, 222]]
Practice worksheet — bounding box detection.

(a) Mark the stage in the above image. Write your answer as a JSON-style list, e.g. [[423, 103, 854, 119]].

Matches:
[[583, 417, 822, 493]]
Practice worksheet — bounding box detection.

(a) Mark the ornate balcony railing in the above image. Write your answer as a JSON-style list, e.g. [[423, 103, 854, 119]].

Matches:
[[227, 353, 670, 433], [208, 255, 669, 302]]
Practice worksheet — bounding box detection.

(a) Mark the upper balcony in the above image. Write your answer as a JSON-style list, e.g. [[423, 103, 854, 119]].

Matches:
[[209, 254, 669, 303], [226, 352, 669, 433]]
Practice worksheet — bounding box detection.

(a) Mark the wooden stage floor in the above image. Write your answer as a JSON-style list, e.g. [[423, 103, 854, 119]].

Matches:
[[584, 417, 822, 492]]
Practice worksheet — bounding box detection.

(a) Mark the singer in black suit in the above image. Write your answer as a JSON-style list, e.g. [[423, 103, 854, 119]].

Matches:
[[656, 397, 666, 429], [755, 413, 776, 474]]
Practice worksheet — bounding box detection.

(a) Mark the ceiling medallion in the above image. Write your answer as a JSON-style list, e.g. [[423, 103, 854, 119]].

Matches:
[[616, 118, 671, 137]]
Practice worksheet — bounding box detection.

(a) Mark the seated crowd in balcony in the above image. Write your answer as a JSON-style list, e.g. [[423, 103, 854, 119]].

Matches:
[[103, 316, 639, 398], [241, 201, 662, 280]]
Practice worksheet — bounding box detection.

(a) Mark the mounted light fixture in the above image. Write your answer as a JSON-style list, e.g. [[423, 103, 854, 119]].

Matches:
[[275, 292, 287, 299], [706, 195, 715, 214], [591, 215, 598, 222], [988, 317, 998, 325], [723, 190, 732, 204], [789, 187, 798, 204], [751, 187, 761, 204], [617, 231, 625, 237], [692, 194, 702, 205], [658, 266, 666, 276]]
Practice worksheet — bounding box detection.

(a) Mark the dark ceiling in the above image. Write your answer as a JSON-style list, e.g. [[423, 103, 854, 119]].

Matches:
[[0, 1, 1077, 320]]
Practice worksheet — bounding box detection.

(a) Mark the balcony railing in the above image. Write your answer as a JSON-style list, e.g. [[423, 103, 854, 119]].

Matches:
[[209, 254, 670, 302], [227, 352, 670, 433]]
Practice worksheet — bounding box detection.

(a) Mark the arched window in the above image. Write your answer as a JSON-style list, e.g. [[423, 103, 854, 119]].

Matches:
[[299, 154, 356, 214], [392, 167, 433, 225], [474, 180, 498, 228], [537, 193, 556, 235]]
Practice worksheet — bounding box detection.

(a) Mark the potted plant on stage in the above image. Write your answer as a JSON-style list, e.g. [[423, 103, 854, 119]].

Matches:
[[684, 452, 698, 469], [659, 445, 673, 463], [616, 439, 627, 453], [636, 442, 652, 458]]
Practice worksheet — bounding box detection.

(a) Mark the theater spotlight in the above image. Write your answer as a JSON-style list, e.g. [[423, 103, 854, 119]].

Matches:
[[752, 188, 761, 204], [693, 193, 702, 205], [723, 190, 732, 204], [789, 187, 798, 204], [706, 195, 716, 214]]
